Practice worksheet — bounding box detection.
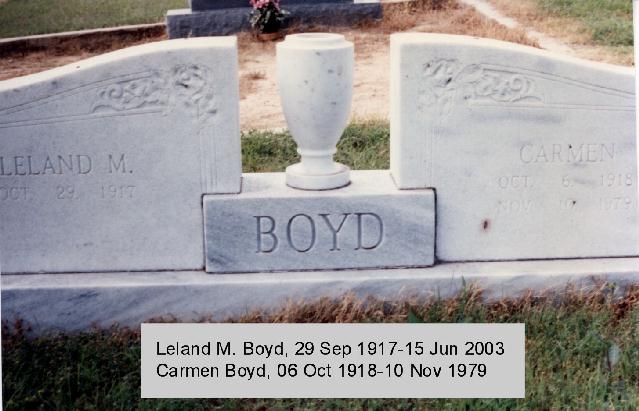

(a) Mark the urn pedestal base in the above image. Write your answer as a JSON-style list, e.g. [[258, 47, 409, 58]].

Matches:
[[286, 162, 351, 190]]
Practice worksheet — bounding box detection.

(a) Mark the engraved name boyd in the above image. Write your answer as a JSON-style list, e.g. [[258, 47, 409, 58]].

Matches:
[[254, 212, 384, 254], [204, 185, 435, 273]]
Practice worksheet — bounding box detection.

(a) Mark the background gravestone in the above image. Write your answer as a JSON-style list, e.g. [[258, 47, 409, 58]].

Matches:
[[0, 38, 241, 274], [390, 33, 639, 262], [190, 0, 350, 12], [167, 1, 382, 38]]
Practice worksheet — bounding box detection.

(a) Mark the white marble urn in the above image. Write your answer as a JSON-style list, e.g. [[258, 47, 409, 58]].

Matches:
[[276, 33, 354, 190]]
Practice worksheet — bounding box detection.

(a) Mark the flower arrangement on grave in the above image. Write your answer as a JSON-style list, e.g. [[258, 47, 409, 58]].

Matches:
[[249, 0, 288, 34]]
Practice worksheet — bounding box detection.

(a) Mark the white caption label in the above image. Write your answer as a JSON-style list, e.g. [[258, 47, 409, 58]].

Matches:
[[141, 323, 525, 398]]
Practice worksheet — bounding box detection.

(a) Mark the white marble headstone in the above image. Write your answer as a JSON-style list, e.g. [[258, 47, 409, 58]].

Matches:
[[390, 33, 639, 261], [0, 38, 241, 274]]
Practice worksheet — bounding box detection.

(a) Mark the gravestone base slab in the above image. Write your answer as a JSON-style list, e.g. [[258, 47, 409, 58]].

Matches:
[[166, 3, 382, 38], [3, 258, 638, 335]]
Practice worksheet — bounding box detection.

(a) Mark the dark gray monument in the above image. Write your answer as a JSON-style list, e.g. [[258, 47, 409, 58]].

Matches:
[[167, 0, 382, 38], [190, 0, 351, 11]]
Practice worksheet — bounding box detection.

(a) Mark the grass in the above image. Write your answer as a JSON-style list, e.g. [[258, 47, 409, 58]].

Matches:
[[535, 0, 633, 48], [3, 285, 639, 410], [242, 119, 391, 173], [490, 0, 634, 65], [0, 0, 187, 38]]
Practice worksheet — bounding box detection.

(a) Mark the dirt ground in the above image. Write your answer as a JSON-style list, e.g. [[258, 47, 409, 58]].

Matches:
[[0, 1, 620, 131]]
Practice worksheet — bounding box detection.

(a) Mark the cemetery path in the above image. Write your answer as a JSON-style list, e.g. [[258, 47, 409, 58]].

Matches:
[[457, 0, 573, 55]]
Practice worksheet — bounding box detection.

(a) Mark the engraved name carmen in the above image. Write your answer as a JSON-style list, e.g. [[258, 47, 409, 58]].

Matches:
[[254, 212, 385, 254], [520, 143, 615, 164], [0, 153, 131, 176]]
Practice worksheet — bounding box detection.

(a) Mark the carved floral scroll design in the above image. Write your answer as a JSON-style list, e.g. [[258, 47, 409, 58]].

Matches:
[[92, 64, 217, 122], [418, 59, 543, 118]]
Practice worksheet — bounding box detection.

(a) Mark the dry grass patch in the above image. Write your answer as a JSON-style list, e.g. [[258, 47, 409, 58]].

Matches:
[[380, 0, 536, 48], [379, 0, 457, 32], [410, 3, 537, 47], [240, 69, 268, 99], [245, 70, 266, 81], [0, 29, 166, 80], [231, 283, 639, 324]]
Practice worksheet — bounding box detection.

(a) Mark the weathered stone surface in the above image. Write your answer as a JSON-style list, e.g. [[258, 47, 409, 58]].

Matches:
[[283, 2, 382, 28], [167, 3, 382, 38], [190, 0, 350, 12], [390, 33, 639, 261], [204, 171, 435, 273], [3, 257, 638, 334], [167, 8, 251, 38], [0, 38, 241, 274]]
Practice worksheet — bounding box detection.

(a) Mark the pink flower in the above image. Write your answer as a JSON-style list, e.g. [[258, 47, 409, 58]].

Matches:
[[250, 0, 280, 10]]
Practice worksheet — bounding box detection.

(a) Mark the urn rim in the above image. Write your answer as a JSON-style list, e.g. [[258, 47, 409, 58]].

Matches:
[[280, 33, 351, 49]]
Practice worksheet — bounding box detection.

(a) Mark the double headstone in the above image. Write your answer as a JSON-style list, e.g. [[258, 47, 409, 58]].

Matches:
[[1, 33, 637, 335], [1, 33, 637, 277]]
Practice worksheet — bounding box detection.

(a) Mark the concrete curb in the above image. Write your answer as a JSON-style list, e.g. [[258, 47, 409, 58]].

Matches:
[[0, 23, 166, 56]]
